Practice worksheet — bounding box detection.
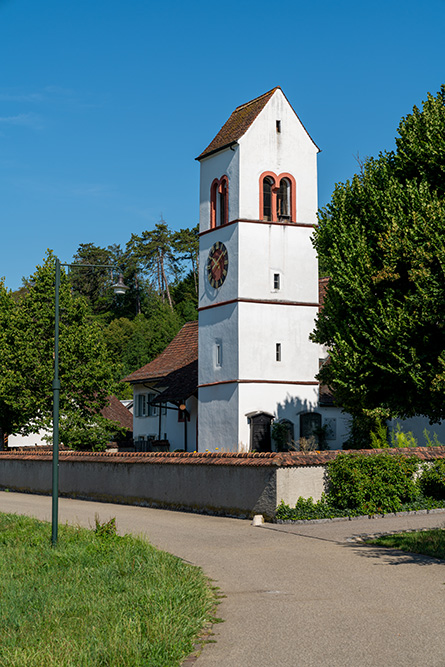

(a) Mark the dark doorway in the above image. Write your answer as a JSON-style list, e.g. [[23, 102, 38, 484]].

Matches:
[[300, 412, 322, 441], [250, 412, 273, 452]]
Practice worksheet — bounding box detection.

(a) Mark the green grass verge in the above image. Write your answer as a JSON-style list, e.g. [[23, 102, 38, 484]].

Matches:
[[0, 513, 217, 667], [368, 528, 445, 560]]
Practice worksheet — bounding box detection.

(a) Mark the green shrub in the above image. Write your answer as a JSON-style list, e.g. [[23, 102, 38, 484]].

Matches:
[[370, 419, 389, 448], [390, 424, 418, 448], [326, 453, 419, 514], [419, 459, 445, 500], [276, 495, 351, 521]]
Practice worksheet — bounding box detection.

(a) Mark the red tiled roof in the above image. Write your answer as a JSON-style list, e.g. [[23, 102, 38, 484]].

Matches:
[[196, 87, 280, 160], [153, 360, 198, 404], [1, 447, 444, 466], [197, 87, 320, 161], [123, 321, 198, 383], [100, 395, 133, 431], [318, 276, 330, 309]]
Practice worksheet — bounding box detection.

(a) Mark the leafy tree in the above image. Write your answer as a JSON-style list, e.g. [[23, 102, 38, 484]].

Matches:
[[312, 86, 445, 426], [1, 253, 118, 448], [171, 272, 198, 322], [0, 280, 25, 447], [69, 243, 115, 315], [70, 242, 150, 321]]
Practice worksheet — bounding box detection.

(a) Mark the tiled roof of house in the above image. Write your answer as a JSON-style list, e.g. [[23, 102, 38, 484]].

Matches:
[[100, 395, 133, 431], [123, 321, 198, 383], [196, 87, 280, 160], [318, 276, 330, 309], [153, 360, 198, 404]]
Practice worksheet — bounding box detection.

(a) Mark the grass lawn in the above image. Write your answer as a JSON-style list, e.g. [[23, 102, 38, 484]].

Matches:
[[368, 528, 445, 560], [0, 513, 217, 667]]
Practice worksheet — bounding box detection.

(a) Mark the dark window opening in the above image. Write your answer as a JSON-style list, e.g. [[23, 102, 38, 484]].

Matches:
[[277, 178, 290, 220], [276, 120, 281, 133], [263, 176, 273, 221], [276, 343, 281, 361], [273, 273, 280, 290]]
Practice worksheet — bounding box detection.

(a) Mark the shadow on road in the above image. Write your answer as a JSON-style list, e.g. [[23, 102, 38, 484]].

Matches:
[[341, 540, 444, 566]]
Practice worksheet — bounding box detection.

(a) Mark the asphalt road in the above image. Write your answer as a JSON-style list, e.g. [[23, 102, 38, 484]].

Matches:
[[1, 491, 444, 666]]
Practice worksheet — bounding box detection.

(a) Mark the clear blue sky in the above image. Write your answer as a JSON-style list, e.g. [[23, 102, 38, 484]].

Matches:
[[1, 0, 444, 290]]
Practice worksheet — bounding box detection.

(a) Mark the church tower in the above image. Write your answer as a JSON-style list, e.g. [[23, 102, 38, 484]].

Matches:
[[196, 87, 320, 452]]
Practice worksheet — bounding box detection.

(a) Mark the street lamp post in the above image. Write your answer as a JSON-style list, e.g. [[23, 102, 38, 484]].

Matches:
[[51, 259, 128, 545]]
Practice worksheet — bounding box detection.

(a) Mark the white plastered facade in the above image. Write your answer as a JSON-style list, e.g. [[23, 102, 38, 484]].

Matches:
[[198, 88, 349, 451]]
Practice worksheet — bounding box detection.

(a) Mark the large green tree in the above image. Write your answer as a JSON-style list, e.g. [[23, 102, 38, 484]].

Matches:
[[1, 253, 119, 448], [312, 86, 445, 424]]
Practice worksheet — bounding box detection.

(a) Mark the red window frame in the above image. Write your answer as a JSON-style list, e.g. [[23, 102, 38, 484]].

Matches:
[[259, 171, 296, 222], [210, 175, 229, 228]]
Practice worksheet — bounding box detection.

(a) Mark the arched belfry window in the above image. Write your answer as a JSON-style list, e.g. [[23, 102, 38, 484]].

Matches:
[[263, 176, 274, 221], [259, 172, 296, 222], [277, 178, 290, 220], [210, 175, 229, 228]]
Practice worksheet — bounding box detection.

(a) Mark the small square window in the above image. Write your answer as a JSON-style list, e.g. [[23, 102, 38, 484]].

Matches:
[[276, 343, 281, 361]]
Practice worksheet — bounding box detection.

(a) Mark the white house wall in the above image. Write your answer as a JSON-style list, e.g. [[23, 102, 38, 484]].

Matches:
[[133, 384, 197, 452]]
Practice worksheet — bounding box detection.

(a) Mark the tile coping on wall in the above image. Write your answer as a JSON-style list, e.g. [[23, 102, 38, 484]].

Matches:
[[1, 447, 444, 467]]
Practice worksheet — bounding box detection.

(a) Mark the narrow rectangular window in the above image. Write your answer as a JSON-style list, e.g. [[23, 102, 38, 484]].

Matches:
[[276, 120, 281, 133], [216, 342, 222, 367], [276, 343, 281, 361], [273, 273, 280, 290], [137, 394, 147, 417], [147, 394, 158, 417]]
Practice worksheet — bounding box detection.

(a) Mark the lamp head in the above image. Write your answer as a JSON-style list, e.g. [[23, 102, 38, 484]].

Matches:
[[112, 273, 129, 295]]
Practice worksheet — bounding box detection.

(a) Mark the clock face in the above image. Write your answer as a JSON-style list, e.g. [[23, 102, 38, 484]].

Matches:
[[207, 242, 229, 288]]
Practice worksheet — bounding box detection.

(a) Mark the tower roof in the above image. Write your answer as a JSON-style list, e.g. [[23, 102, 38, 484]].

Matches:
[[196, 86, 319, 161], [196, 87, 280, 161]]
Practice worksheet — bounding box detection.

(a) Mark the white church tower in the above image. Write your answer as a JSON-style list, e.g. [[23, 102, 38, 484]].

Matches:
[[197, 87, 321, 452]]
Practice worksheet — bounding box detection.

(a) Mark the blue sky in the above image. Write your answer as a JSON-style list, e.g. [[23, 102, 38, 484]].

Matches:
[[0, 0, 444, 290]]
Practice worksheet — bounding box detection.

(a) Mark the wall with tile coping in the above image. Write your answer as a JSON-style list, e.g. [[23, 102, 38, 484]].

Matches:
[[0, 447, 444, 520]]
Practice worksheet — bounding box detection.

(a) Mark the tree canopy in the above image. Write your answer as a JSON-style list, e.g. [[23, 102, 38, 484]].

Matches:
[[0, 253, 119, 448], [6, 220, 199, 447], [312, 85, 445, 425]]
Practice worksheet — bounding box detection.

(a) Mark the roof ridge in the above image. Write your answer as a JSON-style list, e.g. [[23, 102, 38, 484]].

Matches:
[[234, 86, 280, 112]]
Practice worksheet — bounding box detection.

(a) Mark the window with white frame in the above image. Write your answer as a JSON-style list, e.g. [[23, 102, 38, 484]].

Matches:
[[135, 394, 147, 417], [135, 393, 161, 417]]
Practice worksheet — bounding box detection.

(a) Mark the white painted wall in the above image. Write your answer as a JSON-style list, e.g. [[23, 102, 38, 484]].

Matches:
[[390, 416, 445, 447], [8, 429, 49, 448], [238, 89, 318, 224], [199, 222, 239, 309], [197, 88, 322, 452], [132, 383, 197, 452], [199, 146, 240, 232], [198, 383, 240, 451], [238, 222, 318, 303]]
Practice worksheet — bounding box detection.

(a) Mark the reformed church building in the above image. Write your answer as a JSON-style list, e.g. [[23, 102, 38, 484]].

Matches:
[[125, 87, 348, 451]]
